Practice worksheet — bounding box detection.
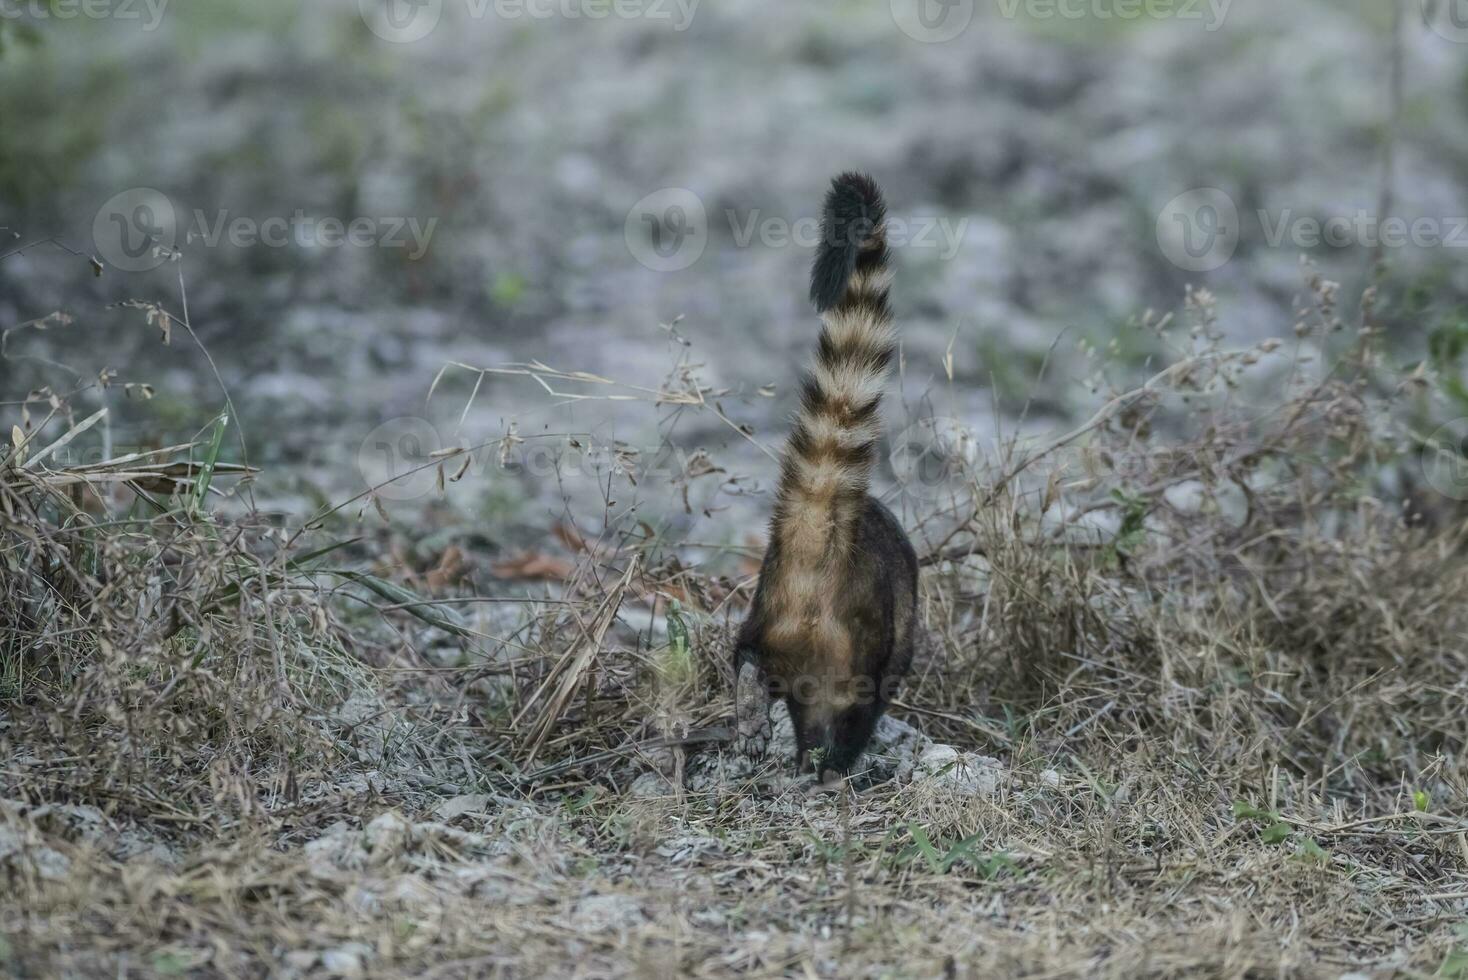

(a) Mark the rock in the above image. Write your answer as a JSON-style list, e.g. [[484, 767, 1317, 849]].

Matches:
[[434, 794, 494, 821], [29, 846, 71, 881], [283, 951, 318, 971], [306, 822, 367, 873], [30, 803, 105, 842], [114, 831, 178, 866], [909, 745, 1004, 798], [320, 942, 373, 978], [569, 894, 645, 932], [0, 826, 70, 880], [363, 811, 409, 861], [768, 701, 796, 760], [629, 772, 674, 799]]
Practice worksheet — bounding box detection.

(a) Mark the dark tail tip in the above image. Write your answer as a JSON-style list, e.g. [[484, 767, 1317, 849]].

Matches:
[[809, 172, 887, 313]]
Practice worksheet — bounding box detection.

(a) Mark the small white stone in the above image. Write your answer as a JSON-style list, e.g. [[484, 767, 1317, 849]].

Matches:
[[913, 745, 1002, 797], [283, 951, 318, 971], [571, 894, 645, 932], [31, 846, 71, 880], [320, 942, 372, 978], [434, 794, 492, 821], [363, 811, 409, 861]]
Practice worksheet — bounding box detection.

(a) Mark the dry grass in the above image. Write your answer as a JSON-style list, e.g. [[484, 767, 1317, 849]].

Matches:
[[3, 269, 1468, 978]]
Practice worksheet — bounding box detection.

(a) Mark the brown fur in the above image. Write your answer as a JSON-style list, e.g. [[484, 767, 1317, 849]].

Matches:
[[736, 173, 919, 779]]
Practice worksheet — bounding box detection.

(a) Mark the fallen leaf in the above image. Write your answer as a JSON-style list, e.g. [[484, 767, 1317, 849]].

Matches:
[[491, 552, 575, 581]]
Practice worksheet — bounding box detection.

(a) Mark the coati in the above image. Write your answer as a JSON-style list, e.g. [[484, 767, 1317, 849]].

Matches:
[[735, 172, 919, 781]]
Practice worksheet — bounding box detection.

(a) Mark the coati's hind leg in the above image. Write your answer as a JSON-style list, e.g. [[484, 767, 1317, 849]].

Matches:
[[819, 701, 884, 778], [787, 698, 822, 775], [734, 648, 772, 759], [786, 697, 883, 781]]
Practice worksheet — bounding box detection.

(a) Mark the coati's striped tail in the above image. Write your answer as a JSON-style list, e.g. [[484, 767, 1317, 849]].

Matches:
[[772, 173, 894, 561]]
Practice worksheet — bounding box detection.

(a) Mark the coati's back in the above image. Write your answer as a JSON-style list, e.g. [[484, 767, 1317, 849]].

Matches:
[[737, 173, 918, 779]]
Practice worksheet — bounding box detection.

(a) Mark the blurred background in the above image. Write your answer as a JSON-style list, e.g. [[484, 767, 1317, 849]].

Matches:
[[2, 0, 1466, 563]]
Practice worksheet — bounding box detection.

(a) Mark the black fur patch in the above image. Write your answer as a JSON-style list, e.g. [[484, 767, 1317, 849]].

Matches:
[[809, 172, 888, 313]]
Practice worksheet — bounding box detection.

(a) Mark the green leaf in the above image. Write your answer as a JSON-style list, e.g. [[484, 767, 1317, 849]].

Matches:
[[1295, 837, 1328, 864], [658, 599, 694, 685], [490, 272, 526, 307], [189, 413, 229, 514], [331, 570, 472, 637], [1261, 821, 1293, 845], [1108, 488, 1149, 556], [978, 852, 1016, 880], [907, 823, 944, 874], [939, 834, 983, 873], [1231, 800, 1278, 823], [192, 538, 361, 615], [1438, 947, 1468, 979], [150, 951, 193, 976], [1415, 790, 1431, 813], [285, 537, 363, 571]]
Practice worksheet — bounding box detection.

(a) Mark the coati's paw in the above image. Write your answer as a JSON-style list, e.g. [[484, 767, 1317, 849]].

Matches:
[[735, 662, 772, 759], [736, 725, 771, 760]]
